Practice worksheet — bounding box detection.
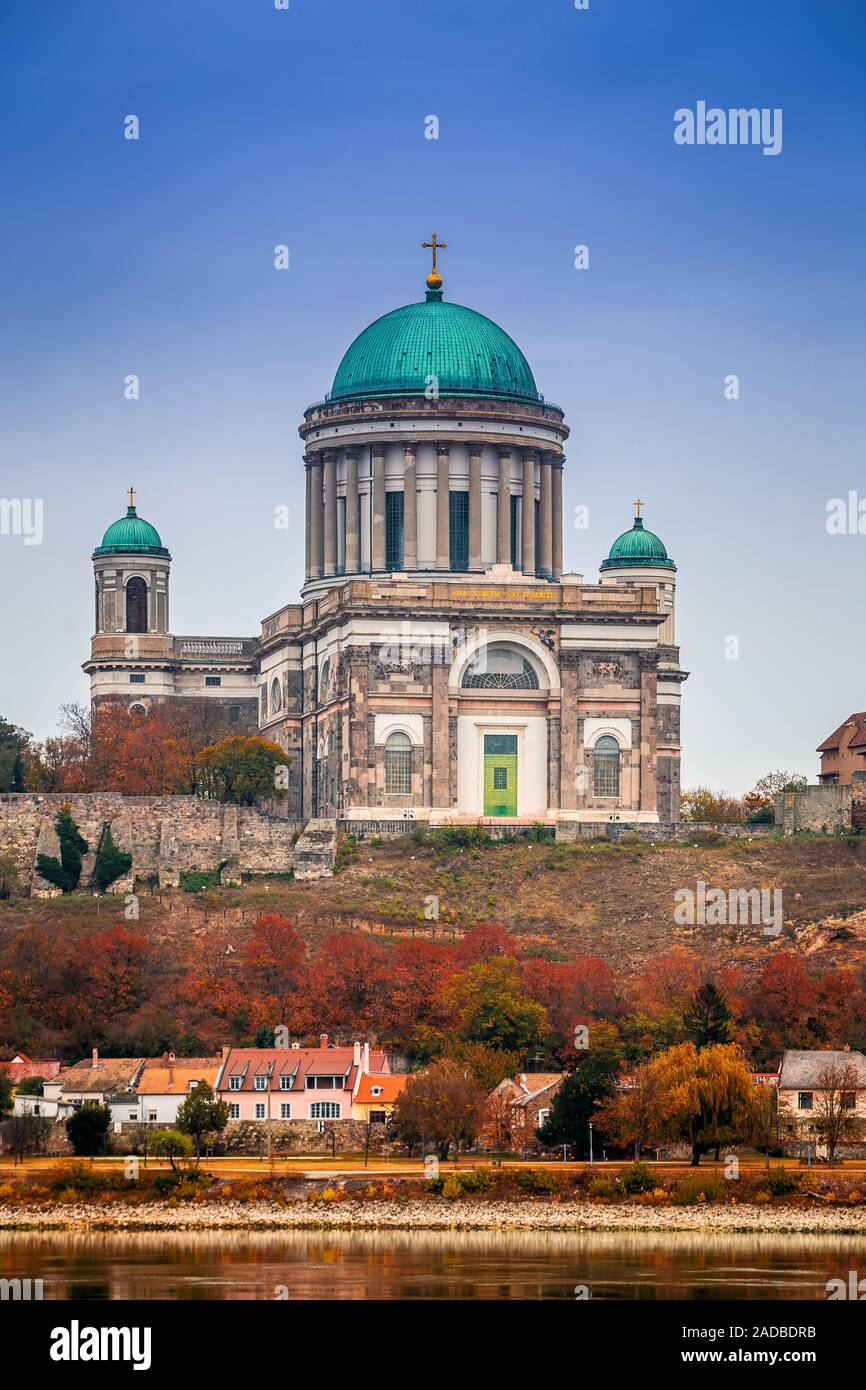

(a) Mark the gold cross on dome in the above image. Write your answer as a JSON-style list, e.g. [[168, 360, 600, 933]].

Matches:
[[422, 232, 447, 275], [634, 497, 644, 517], [128, 486, 136, 509]]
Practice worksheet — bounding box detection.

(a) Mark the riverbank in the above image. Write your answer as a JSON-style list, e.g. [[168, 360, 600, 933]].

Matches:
[[3, 1199, 866, 1234]]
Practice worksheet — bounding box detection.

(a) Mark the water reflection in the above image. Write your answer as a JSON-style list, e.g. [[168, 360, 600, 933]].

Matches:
[[1, 1230, 865, 1300]]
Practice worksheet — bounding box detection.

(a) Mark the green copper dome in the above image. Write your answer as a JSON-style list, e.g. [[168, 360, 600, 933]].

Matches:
[[328, 288, 543, 404], [601, 516, 674, 570], [94, 503, 169, 557]]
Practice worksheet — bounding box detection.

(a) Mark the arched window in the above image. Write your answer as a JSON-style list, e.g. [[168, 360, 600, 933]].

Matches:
[[384, 731, 412, 794], [94, 578, 100, 632], [593, 735, 620, 799], [125, 576, 148, 634], [270, 677, 282, 715], [462, 644, 540, 690], [319, 658, 330, 704]]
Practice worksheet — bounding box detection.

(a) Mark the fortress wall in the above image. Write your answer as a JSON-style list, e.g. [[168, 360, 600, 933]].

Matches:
[[0, 794, 300, 893]]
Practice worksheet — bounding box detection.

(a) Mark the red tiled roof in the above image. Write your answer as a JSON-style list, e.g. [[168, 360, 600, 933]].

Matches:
[[818, 713, 866, 753], [354, 1074, 408, 1104], [0, 1056, 62, 1083], [139, 1058, 221, 1095], [219, 1046, 389, 1094]]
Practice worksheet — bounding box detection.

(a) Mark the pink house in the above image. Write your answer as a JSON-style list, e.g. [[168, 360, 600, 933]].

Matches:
[[215, 1036, 389, 1124]]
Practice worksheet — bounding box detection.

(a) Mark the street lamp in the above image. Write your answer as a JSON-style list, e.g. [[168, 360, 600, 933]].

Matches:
[[588, 1121, 594, 1165]]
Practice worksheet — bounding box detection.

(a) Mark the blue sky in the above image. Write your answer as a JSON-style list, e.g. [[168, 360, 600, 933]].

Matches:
[[1, 0, 864, 793]]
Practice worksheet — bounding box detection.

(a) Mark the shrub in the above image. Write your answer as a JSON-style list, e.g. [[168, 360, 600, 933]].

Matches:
[[36, 805, 89, 893], [432, 824, 490, 849], [0, 854, 19, 900], [516, 1167, 558, 1194], [93, 825, 133, 891], [761, 1166, 797, 1197], [586, 1176, 616, 1199], [671, 1174, 726, 1205], [620, 1161, 656, 1196], [179, 867, 223, 893], [456, 1167, 496, 1194], [441, 1174, 463, 1199]]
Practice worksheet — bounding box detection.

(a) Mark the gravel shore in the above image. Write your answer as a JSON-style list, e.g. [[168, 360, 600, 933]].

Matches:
[[2, 1200, 866, 1234]]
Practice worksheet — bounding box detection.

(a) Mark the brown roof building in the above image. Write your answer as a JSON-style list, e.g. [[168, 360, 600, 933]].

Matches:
[[818, 712, 866, 785]]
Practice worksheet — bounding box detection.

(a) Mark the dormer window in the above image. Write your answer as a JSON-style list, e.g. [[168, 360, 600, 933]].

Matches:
[[279, 1075, 292, 1090], [229, 1075, 242, 1091], [254, 1075, 267, 1091], [371, 1086, 383, 1097]]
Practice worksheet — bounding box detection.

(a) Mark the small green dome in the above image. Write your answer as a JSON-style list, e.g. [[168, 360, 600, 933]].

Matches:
[[601, 516, 674, 570], [328, 288, 543, 404], [94, 504, 169, 557]]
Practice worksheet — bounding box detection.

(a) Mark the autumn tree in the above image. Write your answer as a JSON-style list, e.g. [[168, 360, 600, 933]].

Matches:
[[236, 915, 308, 1034], [648, 1042, 756, 1166], [594, 1061, 666, 1160], [811, 1062, 866, 1167], [680, 788, 744, 824], [196, 736, 287, 805], [309, 933, 392, 1035], [391, 1060, 486, 1162], [438, 957, 547, 1055], [743, 771, 808, 818]]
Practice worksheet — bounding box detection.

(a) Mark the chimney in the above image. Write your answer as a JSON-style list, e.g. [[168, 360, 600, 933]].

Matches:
[[353, 1041, 361, 1067], [92, 1048, 99, 1068], [221, 1045, 230, 1060], [320, 1032, 328, 1049], [363, 1042, 370, 1072], [520, 1073, 527, 1087]]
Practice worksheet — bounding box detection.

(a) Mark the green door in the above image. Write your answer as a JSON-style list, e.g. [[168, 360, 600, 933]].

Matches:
[[483, 734, 518, 816]]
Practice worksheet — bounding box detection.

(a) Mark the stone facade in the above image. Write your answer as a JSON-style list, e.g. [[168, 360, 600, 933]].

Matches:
[[83, 271, 686, 829], [0, 794, 302, 894], [774, 785, 865, 835]]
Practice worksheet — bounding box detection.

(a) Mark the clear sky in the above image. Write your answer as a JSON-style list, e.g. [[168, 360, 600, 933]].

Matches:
[[1, 0, 864, 794]]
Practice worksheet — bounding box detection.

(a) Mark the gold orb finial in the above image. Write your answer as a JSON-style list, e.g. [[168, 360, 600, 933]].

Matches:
[[422, 232, 447, 293]]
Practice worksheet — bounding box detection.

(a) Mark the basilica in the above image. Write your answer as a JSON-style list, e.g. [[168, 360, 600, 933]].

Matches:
[[85, 243, 686, 826]]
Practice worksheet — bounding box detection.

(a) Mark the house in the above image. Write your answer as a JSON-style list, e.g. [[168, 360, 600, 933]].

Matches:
[[215, 1037, 390, 1126], [777, 1048, 866, 1155], [0, 1052, 62, 1088], [42, 1050, 146, 1119], [817, 713, 866, 785], [135, 1054, 222, 1125], [352, 1072, 408, 1122], [485, 1072, 566, 1150]]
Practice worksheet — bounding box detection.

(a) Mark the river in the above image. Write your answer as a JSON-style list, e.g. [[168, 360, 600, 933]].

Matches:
[[2, 1229, 865, 1299]]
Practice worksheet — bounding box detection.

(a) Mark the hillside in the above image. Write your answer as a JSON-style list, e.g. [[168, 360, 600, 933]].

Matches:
[[3, 833, 866, 985]]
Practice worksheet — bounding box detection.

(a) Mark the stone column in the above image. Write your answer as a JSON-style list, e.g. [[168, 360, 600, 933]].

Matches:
[[552, 455, 563, 580], [435, 444, 450, 570], [304, 456, 312, 578], [468, 446, 483, 570], [371, 446, 386, 571], [344, 449, 359, 574], [521, 449, 536, 576], [639, 655, 658, 813], [559, 653, 580, 809], [431, 663, 450, 807], [539, 453, 553, 579], [323, 448, 337, 578], [309, 454, 324, 579], [497, 449, 511, 564], [403, 446, 417, 570]]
